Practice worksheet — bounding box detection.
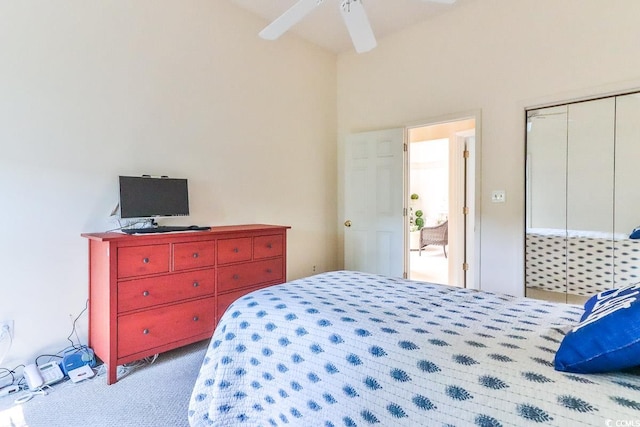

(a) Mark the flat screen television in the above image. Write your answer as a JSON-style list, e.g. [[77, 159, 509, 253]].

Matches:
[[119, 175, 189, 219]]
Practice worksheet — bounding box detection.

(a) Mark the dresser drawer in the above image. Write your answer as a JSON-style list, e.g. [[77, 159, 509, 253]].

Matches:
[[217, 237, 252, 264], [117, 269, 215, 313], [173, 241, 215, 271], [217, 288, 253, 323], [117, 245, 170, 278], [254, 234, 283, 259], [218, 258, 283, 293], [117, 297, 216, 357]]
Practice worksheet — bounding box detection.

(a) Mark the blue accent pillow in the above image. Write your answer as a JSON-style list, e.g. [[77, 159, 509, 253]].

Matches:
[[580, 288, 618, 322], [630, 227, 640, 239], [555, 282, 640, 373]]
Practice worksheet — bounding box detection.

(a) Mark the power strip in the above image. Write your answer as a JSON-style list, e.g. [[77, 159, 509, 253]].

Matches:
[[0, 385, 20, 398]]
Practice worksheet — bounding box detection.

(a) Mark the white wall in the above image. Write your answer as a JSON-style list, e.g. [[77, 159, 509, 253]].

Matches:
[[0, 1, 338, 368], [337, 0, 640, 296]]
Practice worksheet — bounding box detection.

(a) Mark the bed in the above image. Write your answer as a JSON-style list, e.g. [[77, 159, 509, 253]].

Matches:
[[188, 270, 640, 426]]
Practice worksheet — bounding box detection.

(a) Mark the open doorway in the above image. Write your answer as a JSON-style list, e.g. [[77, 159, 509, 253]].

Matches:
[[407, 118, 476, 287]]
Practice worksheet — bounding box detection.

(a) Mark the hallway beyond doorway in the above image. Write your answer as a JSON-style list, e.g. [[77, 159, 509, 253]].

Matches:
[[407, 117, 476, 288], [409, 247, 449, 285]]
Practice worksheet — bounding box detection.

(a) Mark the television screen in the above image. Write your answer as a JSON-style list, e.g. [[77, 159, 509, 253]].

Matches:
[[119, 176, 189, 219]]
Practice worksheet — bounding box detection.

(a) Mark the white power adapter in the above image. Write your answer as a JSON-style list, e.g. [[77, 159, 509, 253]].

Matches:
[[0, 385, 20, 398], [68, 365, 95, 383]]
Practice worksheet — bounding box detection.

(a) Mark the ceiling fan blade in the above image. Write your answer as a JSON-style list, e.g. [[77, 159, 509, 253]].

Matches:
[[259, 0, 324, 40], [340, 0, 376, 53]]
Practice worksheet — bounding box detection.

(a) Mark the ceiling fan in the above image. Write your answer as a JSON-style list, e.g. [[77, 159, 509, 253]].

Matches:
[[259, 0, 457, 53]]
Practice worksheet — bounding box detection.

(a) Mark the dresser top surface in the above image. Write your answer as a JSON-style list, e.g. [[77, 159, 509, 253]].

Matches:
[[82, 224, 290, 242]]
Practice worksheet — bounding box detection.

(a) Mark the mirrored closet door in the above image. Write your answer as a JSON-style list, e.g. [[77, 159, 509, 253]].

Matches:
[[525, 92, 640, 304]]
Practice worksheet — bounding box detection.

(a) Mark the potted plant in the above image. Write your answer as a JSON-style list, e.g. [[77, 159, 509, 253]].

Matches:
[[415, 210, 425, 230], [409, 193, 420, 230], [409, 194, 421, 249]]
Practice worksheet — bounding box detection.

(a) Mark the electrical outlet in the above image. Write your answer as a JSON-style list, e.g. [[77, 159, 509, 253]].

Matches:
[[491, 190, 506, 203], [0, 320, 14, 341], [312, 265, 317, 273]]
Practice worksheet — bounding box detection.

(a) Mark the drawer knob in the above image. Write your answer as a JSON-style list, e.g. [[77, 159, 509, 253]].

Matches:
[[193, 316, 199, 322], [266, 268, 272, 274], [233, 274, 239, 280], [267, 243, 272, 249], [192, 253, 199, 258], [143, 291, 150, 297], [233, 248, 239, 253], [192, 281, 199, 288], [142, 258, 150, 264], [143, 329, 149, 335]]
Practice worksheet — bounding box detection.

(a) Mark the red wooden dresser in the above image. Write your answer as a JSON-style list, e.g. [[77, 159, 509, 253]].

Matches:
[[82, 224, 289, 384]]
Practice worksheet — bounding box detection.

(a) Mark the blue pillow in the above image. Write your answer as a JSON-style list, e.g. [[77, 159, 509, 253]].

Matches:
[[580, 288, 618, 322], [554, 282, 640, 373]]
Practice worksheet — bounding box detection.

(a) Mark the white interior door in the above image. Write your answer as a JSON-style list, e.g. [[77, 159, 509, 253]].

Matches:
[[344, 128, 405, 277]]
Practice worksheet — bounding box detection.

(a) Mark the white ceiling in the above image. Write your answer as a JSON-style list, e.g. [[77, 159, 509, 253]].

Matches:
[[229, 0, 469, 54]]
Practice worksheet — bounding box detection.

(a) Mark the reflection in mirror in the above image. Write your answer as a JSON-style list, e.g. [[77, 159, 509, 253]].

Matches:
[[525, 92, 640, 304], [614, 93, 640, 288], [525, 105, 570, 303], [566, 98, 615, 302]]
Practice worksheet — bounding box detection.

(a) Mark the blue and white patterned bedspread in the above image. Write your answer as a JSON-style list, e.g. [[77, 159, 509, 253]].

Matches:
[[188, 271, 640, 426]]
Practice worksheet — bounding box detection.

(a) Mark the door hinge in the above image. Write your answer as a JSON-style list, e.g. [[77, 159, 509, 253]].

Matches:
[[463, 206, 470, 215], [403, 207, 408, 216], [463, 263, 469, 271], [463, 149, 470, 158]]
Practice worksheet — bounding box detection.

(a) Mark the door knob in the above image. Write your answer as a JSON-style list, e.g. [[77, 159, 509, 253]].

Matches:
[[344, 220, 352, 227]]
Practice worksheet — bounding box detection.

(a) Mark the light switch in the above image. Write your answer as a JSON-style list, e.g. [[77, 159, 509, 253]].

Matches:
[[491, 190, 506, 203]]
